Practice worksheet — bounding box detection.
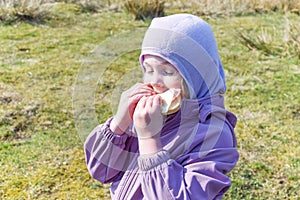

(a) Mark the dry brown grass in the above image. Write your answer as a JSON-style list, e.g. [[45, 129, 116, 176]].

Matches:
[[238, 16, 300, 58], [0, 0, 104, 23], [124, 0, 165, 20], [166, 0, 300, 15], [0, 0, 49, 23], [1, 0, 300, 24]]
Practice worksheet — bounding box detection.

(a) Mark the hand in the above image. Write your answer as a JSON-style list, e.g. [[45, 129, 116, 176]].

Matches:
[[133, 95, 164, 139], [110, 83, 155, 135]]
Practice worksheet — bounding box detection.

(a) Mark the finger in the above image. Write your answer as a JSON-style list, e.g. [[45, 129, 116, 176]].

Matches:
[[136, 96, 147, 108], [130, 94, 151, 104], [130, 90, 155, 104], [145, 95, 154, 108], [153, 95, 161, 107], [131, 86, 155, 97]]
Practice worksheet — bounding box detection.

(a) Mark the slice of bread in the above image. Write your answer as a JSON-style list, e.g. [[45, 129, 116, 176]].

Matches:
[[158, 88, 182, 115]]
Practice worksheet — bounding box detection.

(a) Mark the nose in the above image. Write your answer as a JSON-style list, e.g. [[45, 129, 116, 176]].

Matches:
[[151, 72, 163, 84], [147, 72, 164, 90]]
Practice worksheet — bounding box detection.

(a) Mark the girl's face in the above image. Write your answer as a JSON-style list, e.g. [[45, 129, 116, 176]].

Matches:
[[143, 55, 183, 94]]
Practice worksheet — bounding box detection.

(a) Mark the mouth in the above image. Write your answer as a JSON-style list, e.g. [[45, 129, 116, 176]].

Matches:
[[151, 86, 167, 94]]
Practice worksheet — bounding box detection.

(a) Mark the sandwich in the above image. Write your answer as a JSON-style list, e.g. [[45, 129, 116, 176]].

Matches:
[[157, 88, 182, 115]]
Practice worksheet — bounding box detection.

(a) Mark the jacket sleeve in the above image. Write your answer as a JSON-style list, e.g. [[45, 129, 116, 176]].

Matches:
[[137, 119, 239, 200], [84, 118, 137, 184]]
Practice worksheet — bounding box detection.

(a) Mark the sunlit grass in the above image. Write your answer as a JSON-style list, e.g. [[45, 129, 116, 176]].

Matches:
[[214, 14, 300, 199], [0, 2, 299, 199]]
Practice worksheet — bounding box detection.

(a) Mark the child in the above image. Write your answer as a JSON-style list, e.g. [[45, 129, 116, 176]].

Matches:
[[84, 13, 239, 199]]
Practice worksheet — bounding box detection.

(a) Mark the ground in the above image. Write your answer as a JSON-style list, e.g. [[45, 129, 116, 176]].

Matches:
[[0, 3, 299, 199]]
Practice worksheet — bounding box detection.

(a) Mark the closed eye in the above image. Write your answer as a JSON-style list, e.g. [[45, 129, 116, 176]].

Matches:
[[145, 69, 154, 74], [163, 70, 176, 76], [144, 66, 154, 74]]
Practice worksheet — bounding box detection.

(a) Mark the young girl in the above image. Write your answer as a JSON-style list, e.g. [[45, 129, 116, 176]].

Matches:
[[84, 14, 239, 199]]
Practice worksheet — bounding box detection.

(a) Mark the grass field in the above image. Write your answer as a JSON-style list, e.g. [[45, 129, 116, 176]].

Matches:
[[0, 1, 299, 199]]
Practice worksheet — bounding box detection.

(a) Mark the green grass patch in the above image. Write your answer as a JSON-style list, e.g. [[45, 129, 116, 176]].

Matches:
[[0, 3, 299, 199]]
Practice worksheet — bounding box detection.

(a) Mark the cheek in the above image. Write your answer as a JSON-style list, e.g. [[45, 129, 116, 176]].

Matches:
[[164, 76, 183, 89], [143, 75, 150, 84]]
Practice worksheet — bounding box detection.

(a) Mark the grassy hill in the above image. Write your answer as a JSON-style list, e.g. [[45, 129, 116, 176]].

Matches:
[[0, 1, 299, 199]]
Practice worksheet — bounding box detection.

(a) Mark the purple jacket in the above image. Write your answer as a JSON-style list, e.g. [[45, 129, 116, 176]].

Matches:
[[84, 14, 239, 199], [85, 96, 238, 199]]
